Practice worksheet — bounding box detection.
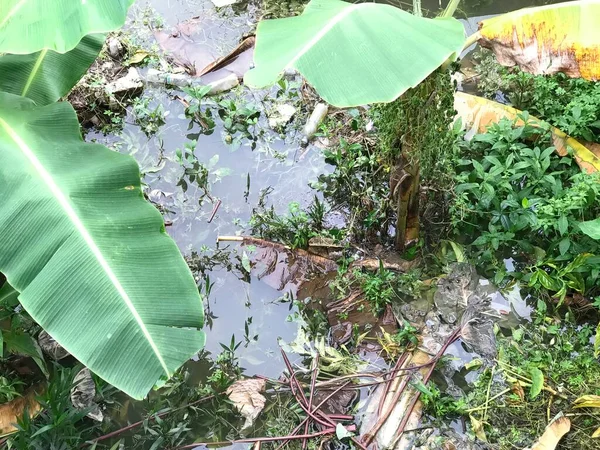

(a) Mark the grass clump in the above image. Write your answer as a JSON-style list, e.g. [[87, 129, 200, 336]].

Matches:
[[464, 317, 600, 450]]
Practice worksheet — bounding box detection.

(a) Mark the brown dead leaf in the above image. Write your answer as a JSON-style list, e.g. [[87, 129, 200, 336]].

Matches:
[[478, 2, 600, 81], [0, 386, 43, 436], [527, 413, 571, 450], [573, 395, 600, 409], [511, 382, 525, 402], [226, 378, 266, 430]]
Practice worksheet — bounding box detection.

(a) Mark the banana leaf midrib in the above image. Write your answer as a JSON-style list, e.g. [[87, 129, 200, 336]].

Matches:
[[0, 114, 171, 378]]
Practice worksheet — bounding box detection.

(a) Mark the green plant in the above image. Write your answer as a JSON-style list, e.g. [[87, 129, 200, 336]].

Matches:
[[0, 1, 206, 399], [474, 49, 600, 143], [7, 366, 100, 450], [250, 197, 329, 249], [465, 320, 600, 449], [451, 118, 600, 301], [131, 96, 168, 136], [246, 0, 600, 249], [315, 137, 393, 243]]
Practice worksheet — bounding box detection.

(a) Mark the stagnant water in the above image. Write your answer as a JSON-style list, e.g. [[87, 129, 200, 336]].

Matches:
[[89, 0, 571, 440]]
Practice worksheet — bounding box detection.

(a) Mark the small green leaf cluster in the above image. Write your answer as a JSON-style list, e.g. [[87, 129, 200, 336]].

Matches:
[[250, 197, 331, 249], [451, 118, 600, 299]]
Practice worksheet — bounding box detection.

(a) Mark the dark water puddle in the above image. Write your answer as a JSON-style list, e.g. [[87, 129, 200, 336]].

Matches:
[[88, 0, 569, 444]]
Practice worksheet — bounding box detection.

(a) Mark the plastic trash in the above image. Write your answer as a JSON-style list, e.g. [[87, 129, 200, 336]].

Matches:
[[145, 69, 239, 95], [303, 103, 329, 139]]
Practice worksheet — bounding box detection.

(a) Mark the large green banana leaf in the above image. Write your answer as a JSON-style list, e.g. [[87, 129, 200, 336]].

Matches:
[[0, 0, 132, 54], [244, 0, 465, 107], [0, 34, 104, 106], [0, 92, 205, 400], [479, 1, 600, 80]]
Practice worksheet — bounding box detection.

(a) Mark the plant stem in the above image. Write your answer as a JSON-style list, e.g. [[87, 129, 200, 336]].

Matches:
[[176, 427, 356, 449], [440, 0, 461, 18]]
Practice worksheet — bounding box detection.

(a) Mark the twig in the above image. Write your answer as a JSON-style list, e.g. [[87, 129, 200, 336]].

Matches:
[[389, 329, 461, 445], [378, 352, 409, 417], [483, 365, 496, 421], [303, 354, 320, 450], [207, 199, 222, 223], [176, 426, 356, 449]]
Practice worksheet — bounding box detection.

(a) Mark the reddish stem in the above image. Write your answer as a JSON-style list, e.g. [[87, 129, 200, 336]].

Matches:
[[176, 426, 356, 449]]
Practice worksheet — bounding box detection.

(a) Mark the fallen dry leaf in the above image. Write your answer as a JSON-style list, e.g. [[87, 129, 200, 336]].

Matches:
[[128, 51, 150, 65], [527, 413, 571, 450], [573, 395, 600, 409], [593, 426, 600, 439], [0, 386, 43, 436], [226, 378, 266, 430], [470, 414, 488, 442]]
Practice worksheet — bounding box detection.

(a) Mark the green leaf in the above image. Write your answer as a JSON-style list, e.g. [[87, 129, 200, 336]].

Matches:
[[0, 281, 18, 307], [4, 330, 47, 376], [242, 251, 252, 273], [0, 92, 205, 399], [245, 0, 465, 107], [0, 0, 132, 54], [579, 218, 600, 240], [557, 215, 568, 236], [558, 238, 571, 256], [0, 329, 3, 358], [529, 367, 544, 399], [0, 34, 104, 106]]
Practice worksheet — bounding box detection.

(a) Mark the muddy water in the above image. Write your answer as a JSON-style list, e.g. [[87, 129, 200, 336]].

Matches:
[[95, 0, 562, 439]]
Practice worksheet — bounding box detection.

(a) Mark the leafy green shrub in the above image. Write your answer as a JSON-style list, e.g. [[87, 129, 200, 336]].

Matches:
[[451, 118, 600, 300], [473, 49, 600, 142]]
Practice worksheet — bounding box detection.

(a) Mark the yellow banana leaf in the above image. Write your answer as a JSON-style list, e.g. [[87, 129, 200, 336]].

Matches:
[[478, 1, 600, 80], [454, 92, 600, 174]]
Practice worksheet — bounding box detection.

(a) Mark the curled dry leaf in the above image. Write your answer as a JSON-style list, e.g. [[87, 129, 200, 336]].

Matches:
[[526, 413, 571, 450], [38, 330, 70, 360], [573, 395, 600, 409], [469, 414, 488, 442], [226, 378, 267, 430], [71, 368, 103, 422]]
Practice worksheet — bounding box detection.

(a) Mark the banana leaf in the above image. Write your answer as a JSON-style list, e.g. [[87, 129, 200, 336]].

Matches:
[[0, 34, 104, 106], [454, 92, 600, 174], [0, 0, 131, 54], [245, 0, 465, 107], [478, 1, 600, 80], [0, 92, 205, 400]]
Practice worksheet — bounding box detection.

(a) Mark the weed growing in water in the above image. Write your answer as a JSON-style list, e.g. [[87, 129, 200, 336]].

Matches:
[[131, 96, 168, 136], [250, 195, 329, 249]]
